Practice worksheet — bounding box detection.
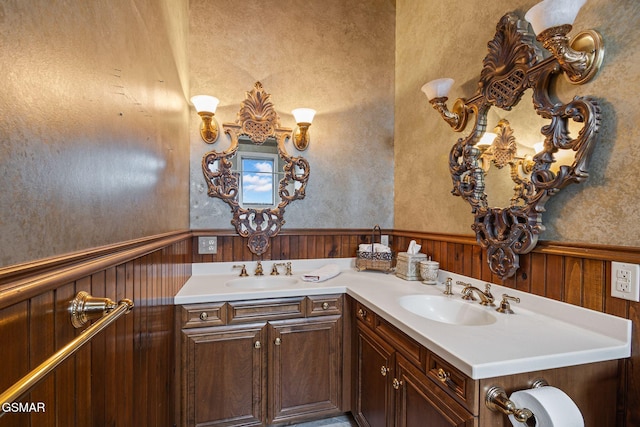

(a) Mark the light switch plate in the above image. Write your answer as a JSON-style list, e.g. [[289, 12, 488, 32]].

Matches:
[[198, 236, 218, 254], [611, 261, 640, 302]]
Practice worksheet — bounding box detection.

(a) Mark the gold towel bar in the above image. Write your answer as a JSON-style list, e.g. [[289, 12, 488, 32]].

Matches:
[[0, 292, 133, 417]]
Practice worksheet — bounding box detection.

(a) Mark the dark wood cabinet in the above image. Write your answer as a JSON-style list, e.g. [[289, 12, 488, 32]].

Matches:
[[353, 301, 477, 427], [395, 354, 475, 427], [179, 295, 344, 427], [354, 323, 475, 427], [353, 323, 395, 427], [182, 324, 266, 427]]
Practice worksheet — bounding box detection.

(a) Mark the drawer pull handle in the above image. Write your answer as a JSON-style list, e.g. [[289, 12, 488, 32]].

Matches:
[[392, 378, 403, 390], [274, 337, 282, 346], [358, 308, 367, 319], [254, 341, 261, 349], [199, 312, 208, 321], [380, 366, 390, 376], [437, 368, 450, 382], [322, 302, 330, 310]]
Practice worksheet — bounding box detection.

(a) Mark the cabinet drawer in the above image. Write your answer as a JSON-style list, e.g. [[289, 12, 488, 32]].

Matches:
[[355, 301, 375, 329], [228, 297, 305, 324], [180, 302, 227, 329], [306, 294, 343, 316], [426, 352, 478, 414]]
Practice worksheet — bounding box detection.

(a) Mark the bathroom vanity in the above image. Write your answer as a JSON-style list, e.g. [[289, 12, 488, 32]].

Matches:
[[175, 259, 631, 427]]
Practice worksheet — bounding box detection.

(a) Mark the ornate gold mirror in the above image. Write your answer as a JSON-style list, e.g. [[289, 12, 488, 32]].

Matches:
[[201, 82, 310, 255], [424, 13, 603, 278]]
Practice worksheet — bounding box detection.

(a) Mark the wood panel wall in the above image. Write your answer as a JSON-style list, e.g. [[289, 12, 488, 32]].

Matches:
[[0, 232, 192, 427], [192, 228, 640, 427], [0, 228, 638, 426]]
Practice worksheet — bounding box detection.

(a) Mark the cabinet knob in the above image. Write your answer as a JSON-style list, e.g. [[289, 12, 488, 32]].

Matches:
[[254, 341, 261, 349], [392, 378, 404, 390], [436, 368, 455, 388], [322, 302, 330, 310], [380, 366, 390, 377], [274, 337, 282, 346], [358, 308, 367, 319], [199, 312, 208, 321]]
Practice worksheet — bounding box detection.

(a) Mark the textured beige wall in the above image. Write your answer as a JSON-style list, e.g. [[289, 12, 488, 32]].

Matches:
[[0, 0, 191, 267], [189, 0, 395, 231], [395, 0, 640, 247]]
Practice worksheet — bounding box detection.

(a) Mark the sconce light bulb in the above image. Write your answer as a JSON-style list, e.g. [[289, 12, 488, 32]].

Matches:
[[525, 0, 587, 35], [292, 108, 316, 124], [191, 95, 220, 114], [421, 78, 454, 100], [191, 95, 220, 144]]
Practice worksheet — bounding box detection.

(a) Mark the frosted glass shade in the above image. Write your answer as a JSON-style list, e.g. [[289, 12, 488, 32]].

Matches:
[[525, 0, 587, 35], [191, 95, 220, 113], [421, 78, 454, 100], [478, 132, 498, 147], [292, 108, 316, 124]]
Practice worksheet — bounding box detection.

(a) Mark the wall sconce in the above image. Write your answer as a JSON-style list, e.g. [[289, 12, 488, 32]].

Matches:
[[191, 95, 220, 144], [291, 108, 316, 151], [421, 78, 468, 132], [525, 0, 604, 84]]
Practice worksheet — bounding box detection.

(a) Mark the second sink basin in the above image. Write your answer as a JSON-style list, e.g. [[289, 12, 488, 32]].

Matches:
[[397, 294, 497, 326], [225, 276, 299, 289]]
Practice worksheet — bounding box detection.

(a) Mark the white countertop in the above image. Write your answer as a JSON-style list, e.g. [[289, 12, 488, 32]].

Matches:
[[175, 258, 632, 380]]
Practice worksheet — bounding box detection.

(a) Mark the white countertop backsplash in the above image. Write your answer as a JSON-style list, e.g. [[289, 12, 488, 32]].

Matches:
[[176, 258, 631, 380]]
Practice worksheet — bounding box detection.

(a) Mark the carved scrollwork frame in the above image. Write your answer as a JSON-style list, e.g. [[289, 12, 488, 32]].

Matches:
[[201, 82, 310, 255], [448, 13, 601, 278]]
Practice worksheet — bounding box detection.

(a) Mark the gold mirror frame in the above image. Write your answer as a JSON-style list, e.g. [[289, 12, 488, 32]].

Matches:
[[201, 82, 310, 255], [438, 13, 601, 278]]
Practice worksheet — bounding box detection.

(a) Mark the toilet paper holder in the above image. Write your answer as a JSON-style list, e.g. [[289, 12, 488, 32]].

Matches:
[[485, 379, 549, 423]]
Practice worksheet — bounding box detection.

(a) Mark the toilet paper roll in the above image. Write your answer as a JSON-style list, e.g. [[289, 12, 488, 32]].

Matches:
[[508, 386, 584, 427]]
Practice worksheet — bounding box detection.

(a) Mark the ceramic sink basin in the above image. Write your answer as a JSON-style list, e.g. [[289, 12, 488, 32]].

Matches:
[[397, 294, 497, 326], [225, 276, 299, 289]]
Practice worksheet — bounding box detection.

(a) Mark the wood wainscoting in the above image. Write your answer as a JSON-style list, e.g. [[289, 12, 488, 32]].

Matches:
[[0, 231, 192, 427], [192, 228, 640, 426], [0, 228, 638, 426]]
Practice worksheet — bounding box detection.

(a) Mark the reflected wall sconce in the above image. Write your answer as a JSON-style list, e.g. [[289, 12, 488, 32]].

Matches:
[[191, 95, 220, 144], [525, 0, 604, 84], [291, 108, 316, 151]]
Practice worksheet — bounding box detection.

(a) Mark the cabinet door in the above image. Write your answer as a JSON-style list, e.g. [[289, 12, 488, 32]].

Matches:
[[354, 324, 396, 427], [395, 355, 476, 427], [268, 316, 343, 424], [182, 324, 266, 427]]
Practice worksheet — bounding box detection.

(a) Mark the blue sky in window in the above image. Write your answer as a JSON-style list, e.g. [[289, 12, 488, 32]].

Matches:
[[242, 158, 275, 205]]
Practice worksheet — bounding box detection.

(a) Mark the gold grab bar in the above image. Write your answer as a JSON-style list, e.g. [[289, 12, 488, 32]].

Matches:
[[0, 292, 133, 417]]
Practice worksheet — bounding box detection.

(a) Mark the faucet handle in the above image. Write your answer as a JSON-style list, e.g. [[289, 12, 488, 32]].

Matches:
[[285, 262, 292, 275], [497, 294, 520, 314], [443, 277, 454, 295], [232, 264, 248, 277], [255, 261, 264, 276]]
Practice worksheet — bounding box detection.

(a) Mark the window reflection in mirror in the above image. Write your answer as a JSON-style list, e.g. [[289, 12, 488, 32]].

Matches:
[[234, 136, 283, 209]]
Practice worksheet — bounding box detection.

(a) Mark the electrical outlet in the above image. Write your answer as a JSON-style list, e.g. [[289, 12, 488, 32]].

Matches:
[[198, 236, 218, 254], [380, 235, 389, 246], [611, 261, 640, 302]]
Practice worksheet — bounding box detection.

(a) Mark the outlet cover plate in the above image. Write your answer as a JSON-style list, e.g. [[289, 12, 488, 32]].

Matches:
[[611, 261, 640, 302], [198, 236, 218, 255]]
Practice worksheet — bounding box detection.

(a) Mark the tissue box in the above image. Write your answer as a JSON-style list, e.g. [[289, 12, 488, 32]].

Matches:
[[395, 252, 427, 280]]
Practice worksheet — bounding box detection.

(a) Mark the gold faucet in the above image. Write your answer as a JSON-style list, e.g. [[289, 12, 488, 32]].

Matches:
[[461, 283, 495, 306], [255, 261, 264, 276], [271, 263, 286, 275], [232, 264, 248, 277]]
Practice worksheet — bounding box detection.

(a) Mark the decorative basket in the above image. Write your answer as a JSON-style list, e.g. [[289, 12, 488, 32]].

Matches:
[[356, 225, 395, 273]]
